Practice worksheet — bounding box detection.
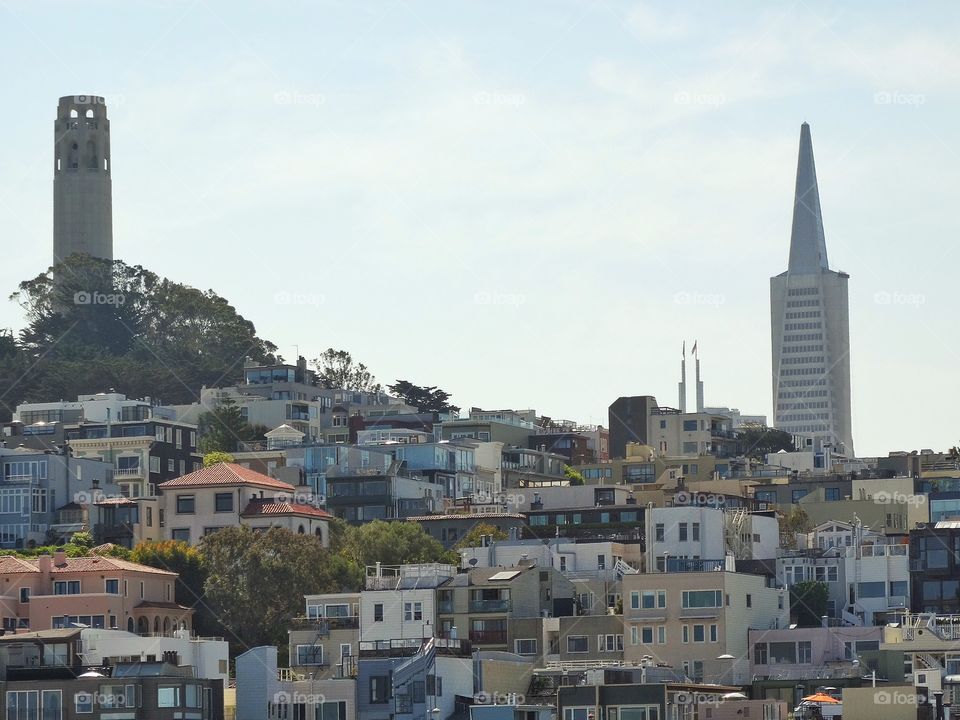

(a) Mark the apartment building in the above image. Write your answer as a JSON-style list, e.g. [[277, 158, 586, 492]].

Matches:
[[67, 417, 201, 498], [436, 565, 576, 650], [0, 447, 116, 548], [157, 462, 329, 545], [644, 506, 779, 573], [360, 564, 455, 643], [408, 513, 527, 549], [0, 632, 224, 720], [647, 408, 739, 459], [90, 495, 163, 549], [288, 592, 361, 679], [459, 538, 642, 578], [881, 612, 960, 694], [0, 550, 189, 635], [909, 521, 960, 614], [622, 570, 788, 684]]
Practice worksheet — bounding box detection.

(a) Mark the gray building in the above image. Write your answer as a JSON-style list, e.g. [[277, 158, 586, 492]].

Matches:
[[54, 95, 113, 263], [770, 123, 854, 456], [608, 396, 657, 460]]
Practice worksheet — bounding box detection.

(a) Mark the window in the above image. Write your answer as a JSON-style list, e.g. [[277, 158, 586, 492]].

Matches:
[[404, 602, 423, 621], [681, 590, 722, 608], [792, 489, 809, 503], [515, 639, 537, 655], [598, 555, 606, 570], [828, 566, 838, 582], [824, 487, 840, 501], [374, 604, 383, 622], [890, 581, 908, 597], [754, 642, 768, 665], [19, 587, 29, 603], [682, 625, 689, 643], [370, 676, 390, 704], [710, 624, 718, 642], [657, 626, 666, 644], [7, 691, 38, 718], [746, 594, 753, 608], [105, 579, 119, 594], [692, 523, 700, 541], [799, 640, 812, 664], [150, 456, 160, 473], [655, 523, 665, 542], [158, 686, 180, 708], [567, 635, 588, 653], [167, 459, 175, 472], [296, 645, 323, 665], [171, 529, 190, 542], [641, 626, 654, 644], [598, 634, 623, 651], [75, 691, 94, 713], [41, 690, 61, 720], [858, 581, 886, 599], [615, 707, 661, 720], [693, 624, 705, 642], [215, 493, 233, 512], [683, 419, 698, 432], [679, 523, 688, 541], [176, 495, 195, 514], [185, 685, 201, 709], [53, 581, 80, 595]]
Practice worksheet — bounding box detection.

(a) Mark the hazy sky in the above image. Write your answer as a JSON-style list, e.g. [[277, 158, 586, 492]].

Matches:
[[1, 1, 957, 457]]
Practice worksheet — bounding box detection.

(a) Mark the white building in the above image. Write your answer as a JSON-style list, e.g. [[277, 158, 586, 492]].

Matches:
[[78, 627, 229, 686], [359, 564, 456, 643], [459, 538, 641, 577], [14, 392, 176, 426], [644, 506, 780, 573]]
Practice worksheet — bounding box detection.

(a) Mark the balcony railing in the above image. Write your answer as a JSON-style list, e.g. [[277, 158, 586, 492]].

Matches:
[[469, 629, 507, 644], [469, 599, 509, 613], [288, 616, 359, 631], [113, 467, 143, 477], [438, 601, 453, 614], [666, 558, 726, 573]]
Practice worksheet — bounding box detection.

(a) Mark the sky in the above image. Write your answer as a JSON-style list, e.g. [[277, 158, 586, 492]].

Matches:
[[0, 1, 957, 457]]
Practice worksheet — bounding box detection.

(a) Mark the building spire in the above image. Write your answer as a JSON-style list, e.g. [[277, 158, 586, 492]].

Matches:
[[788, 122, 829, 273]]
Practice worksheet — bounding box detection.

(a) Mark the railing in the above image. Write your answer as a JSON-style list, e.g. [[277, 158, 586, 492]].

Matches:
[[901, 613, 960, 641], [666, 558, 726, 573], [359, 638, 472, 657], [469, 599, 509, 613], [288, 616, 359, 631], [542, 659, 625, 671], [438, 601, 453, 614], [113, 467, 142, 477], [469, 629, 507, 644]]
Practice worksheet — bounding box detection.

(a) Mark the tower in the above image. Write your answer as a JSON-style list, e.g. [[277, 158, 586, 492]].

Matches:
[[53, 95, 113, 264], [770, 123, 853, 456], [678, 343, 687, 413]]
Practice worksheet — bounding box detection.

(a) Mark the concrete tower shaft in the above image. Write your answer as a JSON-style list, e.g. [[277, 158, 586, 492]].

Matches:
[[53, 95, 113, 264]]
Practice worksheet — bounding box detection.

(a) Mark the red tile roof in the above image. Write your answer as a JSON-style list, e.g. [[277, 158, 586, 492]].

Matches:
[[404, 513, 527, 521], [240, 500, 332, 519], [0, 556, 40, 573], [0, 554, 176, 576], [158, 462, 294, 491]]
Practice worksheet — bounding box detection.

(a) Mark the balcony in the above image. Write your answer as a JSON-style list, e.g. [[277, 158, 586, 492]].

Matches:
[[666, 558, 726, 573], [113, 467, 143, 478], [469, 629, 507, 644], [359, 638, 472, 658], [469, 599, 509, 613], [438, 600, 454, 614], [288, 616, 359, 632]]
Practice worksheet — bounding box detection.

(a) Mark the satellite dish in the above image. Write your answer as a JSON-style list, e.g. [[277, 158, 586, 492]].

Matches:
[[468, 558, 478, 566]]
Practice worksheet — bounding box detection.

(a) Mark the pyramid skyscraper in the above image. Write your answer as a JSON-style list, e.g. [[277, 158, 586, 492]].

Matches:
[[770, 123, 854, 456]]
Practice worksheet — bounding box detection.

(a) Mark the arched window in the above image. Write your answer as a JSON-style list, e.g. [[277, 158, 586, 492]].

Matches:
[[127, 617, 135, 633], [298, 525, 305, 534], [85, 108, 94, 119], [138, 617, 149, 635], [153, 617, 160, 635], [163, 617, 171, 635], [69, 109, 78, 119]]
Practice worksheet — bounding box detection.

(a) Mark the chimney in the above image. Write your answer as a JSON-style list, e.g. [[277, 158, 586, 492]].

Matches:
[[53, 550, 67, 567], [37, 553, 52, 574], [820, 615, 829, 628]]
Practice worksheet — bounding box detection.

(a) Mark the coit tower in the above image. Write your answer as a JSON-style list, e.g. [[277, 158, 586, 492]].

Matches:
[[53, 95, 113, 264]]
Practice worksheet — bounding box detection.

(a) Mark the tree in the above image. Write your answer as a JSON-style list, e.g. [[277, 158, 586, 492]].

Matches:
[[454, 522, 508, 550], [7, 255, 277, 407], [790, 580, 829, 627], [70, 531, 93, 550], [342, 520, 455, 568], [197, 398, 263, 453], [130, 540, 216, 635], [564, 464, 585, 486], [202, 451, 236, 467], [386, 380, 459, 414], [737, 426, 795, 460], [780, 506, 812, 549], [312, 348, 379, 392], [200, 527, 339, 652]]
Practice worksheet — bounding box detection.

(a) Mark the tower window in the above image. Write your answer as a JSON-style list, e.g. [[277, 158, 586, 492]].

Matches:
[[69, 109, 78, 119], [85, 109, 95, 119], [68, 143, 79, 169]]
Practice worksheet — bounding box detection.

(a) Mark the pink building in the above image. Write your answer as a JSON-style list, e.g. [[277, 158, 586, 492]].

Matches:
[[0, 550, 190, 636]]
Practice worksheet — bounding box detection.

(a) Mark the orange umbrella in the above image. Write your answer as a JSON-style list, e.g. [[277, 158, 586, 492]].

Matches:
[[802, 693, 840, 704]]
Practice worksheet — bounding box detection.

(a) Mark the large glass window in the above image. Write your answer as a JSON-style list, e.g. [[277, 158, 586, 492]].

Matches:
[[176, 495, 195, 514], [157, 686, 180, 708], [7, 691, 38, 719], [681, 590, 722, 608]]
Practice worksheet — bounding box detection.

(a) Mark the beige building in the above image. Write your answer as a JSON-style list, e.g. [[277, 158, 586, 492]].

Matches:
[[622, 570, 788, 684], [158, 462, 331, 545], [288, 592, 360, 678]]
